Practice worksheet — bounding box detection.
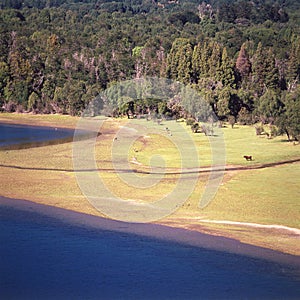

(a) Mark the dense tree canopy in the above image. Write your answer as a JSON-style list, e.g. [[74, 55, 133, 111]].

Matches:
[[0, 0, 299, 139]]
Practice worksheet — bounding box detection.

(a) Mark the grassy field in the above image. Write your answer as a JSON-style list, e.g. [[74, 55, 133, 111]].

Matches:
[[0, 113, 299, 254], [0, 112, 79, 128]]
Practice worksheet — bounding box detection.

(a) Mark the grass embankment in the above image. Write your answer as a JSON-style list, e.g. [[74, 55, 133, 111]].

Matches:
[[0, 113, 299, 254], [0, 112, 78, 128]]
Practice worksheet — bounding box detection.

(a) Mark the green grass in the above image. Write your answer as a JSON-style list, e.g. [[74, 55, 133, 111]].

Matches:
[[0, 112, 78, 128], [221, 124, 300, 165], [126, 119, 215, 168], [124, 119, 300, 167], [200, 163, 300, 228], [117, 118, 300, 229]]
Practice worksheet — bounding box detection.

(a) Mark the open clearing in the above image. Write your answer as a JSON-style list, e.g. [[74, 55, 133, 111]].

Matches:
[[0, 113, 299, 255]]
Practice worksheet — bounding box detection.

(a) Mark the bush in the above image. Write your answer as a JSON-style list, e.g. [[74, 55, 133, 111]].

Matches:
[[3, 101, 16, 112], [237, 107, 253, 125], [16, 104, 24, 113], [269, 125, 278, 138], [191, 122, 199, 133], [228, 115, 236, 128], [255, 125, 264, 135], [186, 118, 195, 126], [201, 124, 214, 136]]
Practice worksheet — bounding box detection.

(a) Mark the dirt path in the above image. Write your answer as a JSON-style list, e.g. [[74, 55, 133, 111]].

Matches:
[[129, 157, 300, 175], [197, 219, 300, 236]]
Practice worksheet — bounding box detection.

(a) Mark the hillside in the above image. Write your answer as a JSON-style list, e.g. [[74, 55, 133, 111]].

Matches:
[[0, 0, 299, 139]]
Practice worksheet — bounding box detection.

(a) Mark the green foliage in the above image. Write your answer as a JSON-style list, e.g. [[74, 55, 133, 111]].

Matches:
[[217, 47, 235, 88], [0, 0, 299, 124], [254, 124, 264, 136], [276, 88, 300, 141], [186, 118, 195, 126], [256, 89, 284, 123], [191, 122, 199, 133], [235, 43, 251, 82], [252, 43, 279, 93], [27, 91, 39, 111]]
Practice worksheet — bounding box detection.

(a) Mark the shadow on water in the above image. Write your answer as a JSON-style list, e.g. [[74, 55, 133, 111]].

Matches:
[[0, 196, 299, 299]]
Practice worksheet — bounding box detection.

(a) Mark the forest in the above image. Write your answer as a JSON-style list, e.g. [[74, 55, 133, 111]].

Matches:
[[0, 0, 300, 140]]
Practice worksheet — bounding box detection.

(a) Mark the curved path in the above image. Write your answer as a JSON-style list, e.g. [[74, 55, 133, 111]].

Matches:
[[197, 219, 300, 236], [1, 157, 299, 175]]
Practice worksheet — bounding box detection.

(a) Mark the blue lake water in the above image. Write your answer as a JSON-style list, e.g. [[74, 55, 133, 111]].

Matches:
[[0, 123, 76, 149], [1, 199, 299, 300]]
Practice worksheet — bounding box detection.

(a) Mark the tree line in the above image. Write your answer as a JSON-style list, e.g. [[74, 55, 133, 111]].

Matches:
[[0, 0, 299, 140]]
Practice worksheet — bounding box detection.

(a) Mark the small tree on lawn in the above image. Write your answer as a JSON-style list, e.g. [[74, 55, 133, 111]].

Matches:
[[276, 88, 300, 141]]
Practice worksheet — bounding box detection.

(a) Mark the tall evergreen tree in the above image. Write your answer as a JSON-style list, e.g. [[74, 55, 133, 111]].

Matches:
[[286, 38, 300, 91], [166, 38, 191, 82], [252, 42, 265, 93], [217, 47, 236, 87], [208, 41, 221, 78], [177, 43, 193, 84], [236, 43, 251, 82], [264, 48, 279, 89], [192, 43, 202, 83], [276, 88, 300, 141], [252, 43, 279, 94], [256, 89, 283, 123]]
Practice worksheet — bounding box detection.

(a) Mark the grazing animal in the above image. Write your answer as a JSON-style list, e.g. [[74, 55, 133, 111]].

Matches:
[[243, 155, 252, 161]]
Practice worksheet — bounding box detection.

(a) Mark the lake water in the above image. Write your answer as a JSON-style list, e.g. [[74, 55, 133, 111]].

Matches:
[[1, 198, 299, 300], [0, 123, 75, 149]]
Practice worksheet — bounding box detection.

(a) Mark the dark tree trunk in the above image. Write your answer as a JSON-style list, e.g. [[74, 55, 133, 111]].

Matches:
[[285, 129, 291, 141]]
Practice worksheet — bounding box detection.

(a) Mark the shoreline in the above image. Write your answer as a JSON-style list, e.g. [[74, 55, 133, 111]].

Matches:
[[0, 112, 79, 129], [1, 113, 299, 256], [1, 195, 300, 273], [2, 196, 300, 300]]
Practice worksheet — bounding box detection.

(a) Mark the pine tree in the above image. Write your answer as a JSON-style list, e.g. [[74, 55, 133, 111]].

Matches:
[[166, 38, 191, 81], [286, 38, 300, 91], [252, 43, 279, 93], [276, 88, 300, 141], [252, 42, 265, 92], [177, 43, 193, 84], [27, 91, 40, 111], [264, 48, 279, 89], [208, 41, 221, 78], [217, 47, 235, 88], [236, 43, 251, 81], [0, 61, 9, 100], [192, 43, 202, 83], [216, 87, 241, 120], [216, 87, 231, 119], [256, 89, 283, 123], [200, 41, 211, 77]]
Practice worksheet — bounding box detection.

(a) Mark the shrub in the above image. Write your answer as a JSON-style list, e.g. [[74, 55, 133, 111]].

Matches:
[[237, 107, 253, 125], [201, 124, 213, 136], [186, 118, 195, 126], [228, 115, 236, 128], [3, 101, 16, 112], [269, 125, 278, 138], [191, 122, 199, 133], [255, 125, 264, 135]]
